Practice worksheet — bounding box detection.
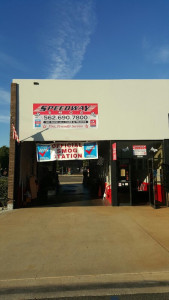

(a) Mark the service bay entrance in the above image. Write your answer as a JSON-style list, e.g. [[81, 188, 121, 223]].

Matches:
[[16, 141, 111, 208]]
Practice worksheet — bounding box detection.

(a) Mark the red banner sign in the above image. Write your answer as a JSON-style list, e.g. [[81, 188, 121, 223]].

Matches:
[[33, 103, 98, 130], [112, 143, 117, 160]]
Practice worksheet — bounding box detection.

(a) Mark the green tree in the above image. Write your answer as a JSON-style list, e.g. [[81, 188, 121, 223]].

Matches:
[[0, 146, 9, 170], [0, 177, 8, 207]]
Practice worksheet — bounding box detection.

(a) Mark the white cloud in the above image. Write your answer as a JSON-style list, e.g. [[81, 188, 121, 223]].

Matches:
[[142, 38, 169, 64], [47, 0, 97, 79], [0, 115, 10, 124], [0, 88, 10, 104], [153, 46, 169, 64], [142, 37, 150, 50]]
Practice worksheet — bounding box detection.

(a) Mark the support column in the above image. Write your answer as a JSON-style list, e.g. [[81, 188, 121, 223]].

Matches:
[[111, 141, 118, 206], [8, 83, 17, 209], [163, 139, 169, 206]]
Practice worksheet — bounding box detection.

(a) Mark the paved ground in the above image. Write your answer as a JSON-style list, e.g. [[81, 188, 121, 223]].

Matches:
[[59, 174, 83, 184], [26, 294, 169, 300], [38, 174, 103, 207], [1, 206, 169, 299], [54, 183, 103, 206]]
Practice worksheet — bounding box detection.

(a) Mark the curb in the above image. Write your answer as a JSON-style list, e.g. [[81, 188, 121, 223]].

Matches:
[[1, 272, 169, 299]]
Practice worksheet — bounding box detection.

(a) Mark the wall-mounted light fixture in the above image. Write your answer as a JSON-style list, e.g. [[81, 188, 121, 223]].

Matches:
[[122, 147, 129, 152]]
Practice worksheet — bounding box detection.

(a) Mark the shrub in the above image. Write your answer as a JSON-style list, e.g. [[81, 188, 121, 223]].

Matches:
[[0, 177, 8, 207]]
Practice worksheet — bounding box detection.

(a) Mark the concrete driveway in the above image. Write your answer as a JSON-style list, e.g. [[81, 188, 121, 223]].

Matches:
[[1, 206, 169, 299]]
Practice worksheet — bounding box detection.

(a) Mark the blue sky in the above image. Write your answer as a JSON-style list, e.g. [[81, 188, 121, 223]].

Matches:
[[0, 0, 169, 147]]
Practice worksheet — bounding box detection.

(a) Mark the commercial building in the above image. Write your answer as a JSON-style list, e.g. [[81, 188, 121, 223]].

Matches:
[[8, 79, 169, 209]]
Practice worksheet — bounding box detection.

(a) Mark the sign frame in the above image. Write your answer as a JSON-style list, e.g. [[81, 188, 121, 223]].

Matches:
[[33, 103, 98, 130]]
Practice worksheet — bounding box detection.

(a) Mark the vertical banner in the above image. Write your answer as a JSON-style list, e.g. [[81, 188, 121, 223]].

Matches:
[[112, 143, 117, 161]]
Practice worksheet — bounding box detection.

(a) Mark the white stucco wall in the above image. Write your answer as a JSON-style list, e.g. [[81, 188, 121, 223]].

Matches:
[[13, 79, 169, 141]]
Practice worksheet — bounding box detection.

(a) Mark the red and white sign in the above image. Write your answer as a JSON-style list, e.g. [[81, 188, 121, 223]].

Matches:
[[36, 142, 98, 161], [112, 143, 117, 160], [133, 145, 147, 156], [90, 119, 96, 127], [33, 103, 98, 129]]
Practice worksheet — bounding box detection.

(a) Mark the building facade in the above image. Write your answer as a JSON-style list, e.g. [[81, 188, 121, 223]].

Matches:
[[8, 79, 169, 208]]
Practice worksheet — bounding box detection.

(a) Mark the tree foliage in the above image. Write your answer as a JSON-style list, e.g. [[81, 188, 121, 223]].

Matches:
[[0, 146, 9, 169], [0, 177, 8, 207]]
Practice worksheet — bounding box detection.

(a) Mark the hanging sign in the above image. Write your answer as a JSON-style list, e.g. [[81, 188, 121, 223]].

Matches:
[[37, 145, 56, 162], [37, 142, 98, 162], [33, 103, 98, 129], [133, 145, 147, 156]]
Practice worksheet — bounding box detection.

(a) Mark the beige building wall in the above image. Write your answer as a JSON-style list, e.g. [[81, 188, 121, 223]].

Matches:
[[13, 79, 169, 142]]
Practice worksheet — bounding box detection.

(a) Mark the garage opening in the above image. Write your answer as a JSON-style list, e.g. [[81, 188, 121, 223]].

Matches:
[[17, 141, 111, 208], [37, 159, 103, 207]]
